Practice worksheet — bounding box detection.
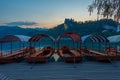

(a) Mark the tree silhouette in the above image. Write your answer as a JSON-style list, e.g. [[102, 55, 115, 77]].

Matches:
[[88, 0, 120, 22]]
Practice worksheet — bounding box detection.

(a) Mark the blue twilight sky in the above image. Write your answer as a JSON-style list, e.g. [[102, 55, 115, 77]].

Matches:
[[0, 0, 96, 28]]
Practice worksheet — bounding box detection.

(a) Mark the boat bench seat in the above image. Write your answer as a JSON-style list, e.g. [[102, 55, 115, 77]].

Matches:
[[89, 50, 106, 56], [59, 50, 72, 57], [70, 50, 81, 57], [30, 50, 43, 57]]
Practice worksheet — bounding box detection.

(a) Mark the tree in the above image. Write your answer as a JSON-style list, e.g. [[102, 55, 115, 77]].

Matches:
[[88, 0, 120, 22]]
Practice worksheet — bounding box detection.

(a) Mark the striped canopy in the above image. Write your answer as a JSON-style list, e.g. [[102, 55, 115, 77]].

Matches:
[[57, 32, 81, 42], [29, 34, 55, 42], [84, 34, 109, 43]]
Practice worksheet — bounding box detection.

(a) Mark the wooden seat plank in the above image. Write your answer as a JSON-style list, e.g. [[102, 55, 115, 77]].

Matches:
[[89, 50, 106, 56], [70, 50, 81, 56]]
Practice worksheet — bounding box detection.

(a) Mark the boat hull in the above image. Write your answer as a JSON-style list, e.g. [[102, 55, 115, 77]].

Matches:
[[25, 56, 49, 63], [58, 46, 82, 63], [82, 48, 117, 62], [25, 46, 54, 63], [0, 57, 24, 64], [61, 56, 82, 63], [85, 55, 116, 62], [0, 47, 31, 64]]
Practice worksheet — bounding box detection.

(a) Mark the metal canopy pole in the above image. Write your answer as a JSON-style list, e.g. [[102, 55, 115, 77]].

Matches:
[[58, 41, 59, 50], [73, 41, 74, 49], [34, 42, 36, 48], [10, 41, 12, 54], [77, 41, 79, 48], [98, 42, 101, 51], [53, 41, 55, 49], [0, 42, 2, 56], [105, 42, 107, 48], [92, 41, 93, 49], [84, 42, 87, 48], [29, 42, 31, 47], [38, 41, 40, 49], [22, 42, 24, 49], [80, 41, 82, 49], [19, 42, 21, 50], [21, 42, 24, 56]]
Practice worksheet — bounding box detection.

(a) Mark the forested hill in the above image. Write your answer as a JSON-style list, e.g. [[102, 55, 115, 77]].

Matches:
[[49, 19, 118, 38]]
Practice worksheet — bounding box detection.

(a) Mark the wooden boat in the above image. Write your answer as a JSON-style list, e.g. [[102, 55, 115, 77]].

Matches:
[[105, 47, 120, 59], [25, 46, 54, 63], [58, 46, 82, 63], [0, 47, 30, 64], [26, 34, 55, 63], [0, 35, 31, 64], [81, 47, 117, 62], [81, 34, 118, 62], [57, 32, 82, 63]]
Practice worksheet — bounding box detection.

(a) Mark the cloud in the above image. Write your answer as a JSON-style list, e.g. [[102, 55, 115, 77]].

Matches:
[[6, 21, 38, 26]]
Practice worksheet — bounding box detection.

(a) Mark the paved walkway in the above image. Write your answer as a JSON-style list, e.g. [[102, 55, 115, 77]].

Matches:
[[0, 60, 120, 80]]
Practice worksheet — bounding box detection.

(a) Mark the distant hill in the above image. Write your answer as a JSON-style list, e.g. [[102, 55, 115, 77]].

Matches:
[[49, 18, 118, 37], [0, 19, 118, 38], [0, 26, 48, 38]]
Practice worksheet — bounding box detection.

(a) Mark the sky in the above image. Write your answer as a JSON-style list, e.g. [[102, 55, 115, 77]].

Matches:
[[0, 0, 96, 28]]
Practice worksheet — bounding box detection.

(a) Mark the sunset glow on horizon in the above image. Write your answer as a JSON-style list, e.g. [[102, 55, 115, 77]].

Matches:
[[0, 0, 96, 28]]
